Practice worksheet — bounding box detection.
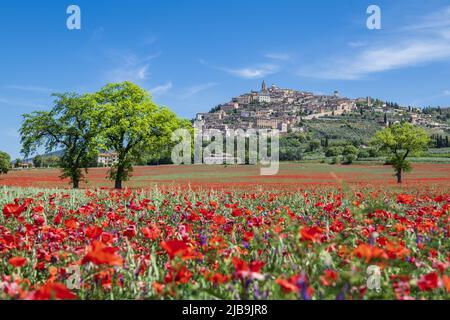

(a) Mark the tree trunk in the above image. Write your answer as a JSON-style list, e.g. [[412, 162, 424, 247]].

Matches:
[[71, 171, 80, 189], [115, 166, 123, 189], [396, 170, 402, 184]]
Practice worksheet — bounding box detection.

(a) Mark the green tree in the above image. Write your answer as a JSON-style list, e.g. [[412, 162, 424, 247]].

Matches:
[[0, 151, 12, 175], [371, 122, 430, 183], [343, 154, 356, 164], [357, 149, 370, 159], [325, 146, 343, 157], [342, 145, 358, 156], [21, 93, 99, 188], [307, 140, 321, 152], [33, 155, 44, 168], [14, 158, 22, 168], [43, 155, 61, 168], [94, 82, 190, 189]]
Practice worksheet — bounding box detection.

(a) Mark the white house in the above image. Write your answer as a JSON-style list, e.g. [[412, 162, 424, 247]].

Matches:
[[98, 152, 119, 167]]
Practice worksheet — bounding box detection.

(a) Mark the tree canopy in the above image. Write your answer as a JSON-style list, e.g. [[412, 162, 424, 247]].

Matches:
[[21, 93, 99, 188], [371, 122, 430, 183], [0, 151, 11, 175], [94, 81, 191, 189]]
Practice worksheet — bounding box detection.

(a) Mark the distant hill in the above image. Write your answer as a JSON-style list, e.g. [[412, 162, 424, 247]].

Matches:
[[195, 81, 450, 144]]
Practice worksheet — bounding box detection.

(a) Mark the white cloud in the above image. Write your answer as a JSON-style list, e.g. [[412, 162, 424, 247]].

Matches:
[[402, 6, 450, 32], [181, 82, 219, 98], [106, 51, 161, 83], [149, 82, 173, 96], [300, 6, 450, 80], [265, 53, 291, 61], [347, 41, 368, 48], [221, 64, 279, 79]]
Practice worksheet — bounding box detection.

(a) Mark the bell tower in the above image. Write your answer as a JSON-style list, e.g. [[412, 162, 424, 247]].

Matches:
[[261, 80, 267, 93]]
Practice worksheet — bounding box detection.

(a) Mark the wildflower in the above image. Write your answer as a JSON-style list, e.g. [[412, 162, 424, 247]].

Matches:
[[26, 282, 77, 300], [417, 272, 439, 291], [300, 226, 324, 242], [82, 240, 123, 266], [160, 240, 193, 260], [8, 257, 27, 268]]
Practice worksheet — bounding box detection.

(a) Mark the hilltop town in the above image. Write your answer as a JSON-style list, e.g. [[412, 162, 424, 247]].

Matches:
[[196, 81, 450, 136]]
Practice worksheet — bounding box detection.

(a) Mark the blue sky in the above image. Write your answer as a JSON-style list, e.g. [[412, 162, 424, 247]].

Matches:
[[1, 0, 450, 158]]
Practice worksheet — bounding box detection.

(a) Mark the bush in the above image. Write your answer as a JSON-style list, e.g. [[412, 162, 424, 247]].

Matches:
[[343, 154, 357, 164], [330, 156, 341, 165], [358, 149, 370, 159], [343, 145, 358, 156], [325, 146, 343, 157], [368, 148, 381, 157]]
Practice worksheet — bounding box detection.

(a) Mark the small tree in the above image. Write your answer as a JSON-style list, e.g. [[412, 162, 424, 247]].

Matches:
[[33, 155, 44, 168], [371, 122, 430, 183], [325, 146, 343, 157], [14, 158, 22, 168], [21, 93, 99, 188], [0, 151, 12, 175], [94, 82, 190, 189], [342, 145, 358, 156]]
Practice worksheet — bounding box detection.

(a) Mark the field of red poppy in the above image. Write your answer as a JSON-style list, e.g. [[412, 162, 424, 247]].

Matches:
[[1, 163, 450, 190], [0, 183, 449, 300]]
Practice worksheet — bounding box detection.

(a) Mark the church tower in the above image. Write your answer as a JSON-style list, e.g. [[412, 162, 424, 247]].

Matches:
[[261, 80, 267, 93]]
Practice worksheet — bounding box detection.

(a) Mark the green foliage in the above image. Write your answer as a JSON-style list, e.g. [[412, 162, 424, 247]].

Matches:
[[94, 81, 190, 189], [0, 151, 11, 175], [325, 146, 343, 157], [307, 140, 321, 152], [21, 93, 100, 188], [342, 145, 358, 156], [33, 155, 44, 168], [330, 156, 340, 165], [343, 154, 357, 165], [357, 149, 370, 159], [371, 122, 430, 183], [13, 158, 22, 168]]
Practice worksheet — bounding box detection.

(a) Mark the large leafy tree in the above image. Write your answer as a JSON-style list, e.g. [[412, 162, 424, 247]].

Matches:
[[371, 122, 430, 183], [94, 81, 190, 189], [20, 93, 99, 188], [0, 151, 12, 175]]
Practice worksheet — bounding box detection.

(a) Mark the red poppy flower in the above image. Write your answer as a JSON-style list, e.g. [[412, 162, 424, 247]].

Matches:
[[141, 226, 161, 240], [9, 256, 27, 268], [353, 244, 388, 263], [276, 274, 314, 299], [2, 203, 27, 218], [243, 231, 254, 242], [82, 240, 123, 266], [320, 270, 339, 286], [417, 272, 439, 291], [164, 265, 193, 284], [26, 282, 77, 300], [85, 226, 103, 239], [64, 218, 79, 229], [397, 194, 414, 205], [276, 278, 299, 293], [442, 275, 450, 293], [160, 240, 191, 259], [232, 257, 264, 280], [300, 226, 324, 242], [208, 273, 230, 285], [123, 225, 136, 239]]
